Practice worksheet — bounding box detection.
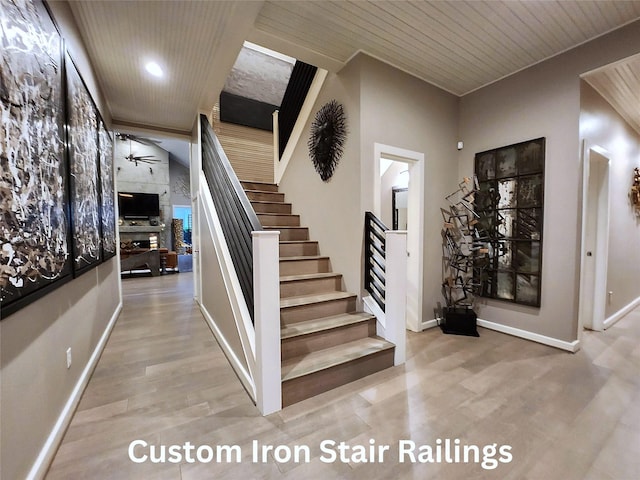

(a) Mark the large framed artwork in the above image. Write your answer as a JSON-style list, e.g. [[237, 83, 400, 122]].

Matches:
[[0, 0, 72, 319], [66, 53, 101, 276], [98, 118, 117, 261], [473, 137, 545, 307]]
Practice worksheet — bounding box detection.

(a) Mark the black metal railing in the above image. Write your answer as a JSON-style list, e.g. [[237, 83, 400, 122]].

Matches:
[[278, 61, 317, 158], [200, 114, 262, 322], [364, 212, 388, 311]]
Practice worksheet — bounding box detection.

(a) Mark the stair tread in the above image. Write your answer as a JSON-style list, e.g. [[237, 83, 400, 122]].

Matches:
[[264, 226, 306, 229], [280, 291, 355, 308], [244, 189, 280, 194], [281, 336, 394, 381], [281, 312, 375, 340], [251, 200, 291, 205], [280, 255, 329, 262], [279, 240, 318, 244], [257, 213, 299, 216], [280, 272, 341, 282], [241, 181, 277, 186]]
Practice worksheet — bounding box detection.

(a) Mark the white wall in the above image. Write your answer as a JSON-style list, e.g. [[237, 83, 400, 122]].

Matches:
[[458, 20, 640, 343], [380, 162, 407, 227], [0, 3, 121, 479], [580, 81, 640, 318]]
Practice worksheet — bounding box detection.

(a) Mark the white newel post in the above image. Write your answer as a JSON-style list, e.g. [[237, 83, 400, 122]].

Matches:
[[253, 230, 282, 415], [385, 230, 407, 365]]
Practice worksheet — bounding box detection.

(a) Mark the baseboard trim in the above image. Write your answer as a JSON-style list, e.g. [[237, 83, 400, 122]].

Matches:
[[476, 318, 580, 353], [604, 295, 640, 329], [421, 318, 439, 330], [198, 302, 256, 402], [28, 301, 123, 480]]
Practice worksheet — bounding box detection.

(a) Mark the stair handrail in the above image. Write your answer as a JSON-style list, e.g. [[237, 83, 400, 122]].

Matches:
[[200, 114, 262, 321], [364, 211, 388, 311]]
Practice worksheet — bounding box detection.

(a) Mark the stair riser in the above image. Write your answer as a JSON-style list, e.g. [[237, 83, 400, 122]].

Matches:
[[258, 214, 300, 227], [282, 348, 394, 407], [281, 297, 357, 325], [241, 182, 278, 192], [281, 320, 376, 361], [267, 227, 308, 241], [280, 258, 330, 276], [246, 191, 285, 203], [280, 276, 342, 298], [280, 242, 319, 257], [252, 202, 292, 214]]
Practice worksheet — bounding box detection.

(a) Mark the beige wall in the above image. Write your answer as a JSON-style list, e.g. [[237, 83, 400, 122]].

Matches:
[[458, 20, 640, 342], [278, 59, 362, 294], [358, 55, 459, 322], [0, 3, 121, 479], [580, 81, 640, 318], [280, 54, 459, 320]]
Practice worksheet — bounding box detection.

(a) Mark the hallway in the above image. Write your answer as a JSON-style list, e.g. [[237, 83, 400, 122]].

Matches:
[[46, 273, 640, 479]]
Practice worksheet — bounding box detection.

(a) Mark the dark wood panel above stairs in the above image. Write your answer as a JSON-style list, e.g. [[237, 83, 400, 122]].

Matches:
[[241, 180, 395, 408]]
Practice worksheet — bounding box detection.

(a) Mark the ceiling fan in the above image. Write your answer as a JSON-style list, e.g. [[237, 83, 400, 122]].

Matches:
[[124, 153, 160, 166], [116, 132, 161, 166]]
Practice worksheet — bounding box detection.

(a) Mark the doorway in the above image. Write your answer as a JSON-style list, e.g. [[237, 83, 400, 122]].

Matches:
[[392, 187, 408, 230], [579, 143, 610, 332], [373, 143, 425, 333]]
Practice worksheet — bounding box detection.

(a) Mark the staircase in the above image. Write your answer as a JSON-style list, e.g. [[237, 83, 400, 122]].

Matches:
[[242, 180, 395, 407]]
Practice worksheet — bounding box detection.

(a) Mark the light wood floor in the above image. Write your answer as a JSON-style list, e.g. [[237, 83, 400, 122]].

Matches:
[[46, 273, 640, 479]]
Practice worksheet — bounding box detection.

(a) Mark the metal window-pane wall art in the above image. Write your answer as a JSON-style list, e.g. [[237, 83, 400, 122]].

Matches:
[[66, 53, 101, 275], [98, 118, 116, 260], [473, 137, 545, 307], [0, 0, 72, 319]]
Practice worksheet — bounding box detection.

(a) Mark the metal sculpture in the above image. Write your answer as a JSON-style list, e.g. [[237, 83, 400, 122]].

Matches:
[[308, 100, 347, 182], [441, 176, 494, 308]]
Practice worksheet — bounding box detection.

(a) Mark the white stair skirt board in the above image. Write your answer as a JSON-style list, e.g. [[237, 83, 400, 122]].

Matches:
[[604, 295, 640, 329], [476, 318, 580, 353], [28, 302, 123, 480]]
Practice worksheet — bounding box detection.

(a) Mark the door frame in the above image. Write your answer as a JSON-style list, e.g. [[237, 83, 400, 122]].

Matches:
[[578, 141, 610, 332], [372, 143, 425, 332]]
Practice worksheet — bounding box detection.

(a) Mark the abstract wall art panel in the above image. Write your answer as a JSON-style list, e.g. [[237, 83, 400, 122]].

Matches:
[[66, 53, 101, 275], [474, 137, 545, 307], [0, 0, 72, 318], [98, 118, 116, 261]]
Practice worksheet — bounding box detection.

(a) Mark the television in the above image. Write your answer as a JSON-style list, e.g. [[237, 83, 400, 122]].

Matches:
[[118, 192, 160, 218]]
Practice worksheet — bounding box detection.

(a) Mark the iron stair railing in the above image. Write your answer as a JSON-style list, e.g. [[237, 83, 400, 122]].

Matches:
[[200, 114, 262, 322], [278, 61, 317, 159], [364, 212, 388, 312]]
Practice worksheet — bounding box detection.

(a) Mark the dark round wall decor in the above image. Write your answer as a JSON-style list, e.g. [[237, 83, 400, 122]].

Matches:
[[308, 100, 347, 182]]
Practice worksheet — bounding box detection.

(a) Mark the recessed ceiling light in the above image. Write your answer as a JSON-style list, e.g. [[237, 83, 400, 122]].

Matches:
[[145, 61, 164, 78]]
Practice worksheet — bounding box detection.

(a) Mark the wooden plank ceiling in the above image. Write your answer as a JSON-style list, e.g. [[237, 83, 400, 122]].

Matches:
[[583, 54, 640, 134], [68, 1, 640, 133]]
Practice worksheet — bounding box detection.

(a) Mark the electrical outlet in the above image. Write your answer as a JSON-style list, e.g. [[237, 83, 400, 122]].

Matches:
[[66, 347, 72, 369]]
